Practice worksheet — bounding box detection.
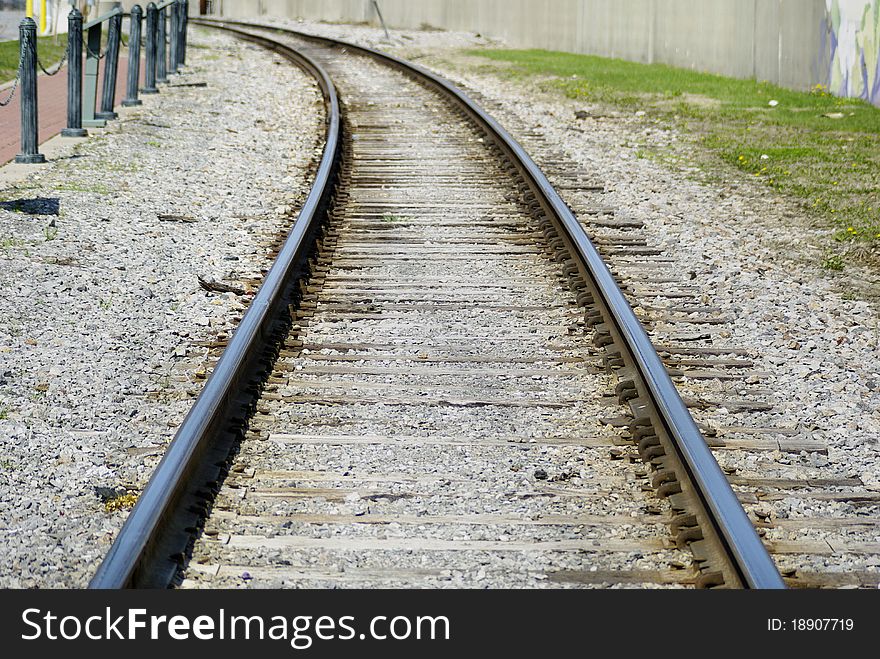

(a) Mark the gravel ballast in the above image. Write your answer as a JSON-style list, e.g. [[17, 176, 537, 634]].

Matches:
[[0, 29, 323, 587], [2, 16, 878, 587], [253, 17, 880, 582], [177, 39, 693, 588]]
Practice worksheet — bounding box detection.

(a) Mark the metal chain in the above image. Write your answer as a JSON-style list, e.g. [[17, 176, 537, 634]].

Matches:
[[86, 41, 109, 60], [0, 72, 20, 107], [37, 45, 69, 76], [0, 31, 27, 107]]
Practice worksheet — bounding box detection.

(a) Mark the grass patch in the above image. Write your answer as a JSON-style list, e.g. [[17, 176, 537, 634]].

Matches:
[[0, 35, 68, 83], [464, 48, 880, 256], [821, 252, 846, 271]]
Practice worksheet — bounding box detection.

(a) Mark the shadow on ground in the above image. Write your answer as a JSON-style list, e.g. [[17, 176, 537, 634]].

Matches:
[[0, 196, 60, 215]]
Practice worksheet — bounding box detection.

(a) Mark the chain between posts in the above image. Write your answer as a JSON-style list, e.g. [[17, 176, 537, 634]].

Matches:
[[2, 4, 187, 112], [85, 41, 109, 60], [0, 32, 26, 107], [2, 30, 68, 108], [37, 46, 69, 76]]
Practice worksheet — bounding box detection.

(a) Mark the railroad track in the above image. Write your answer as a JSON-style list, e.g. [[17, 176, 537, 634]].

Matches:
[[88, 19, 872, 589]]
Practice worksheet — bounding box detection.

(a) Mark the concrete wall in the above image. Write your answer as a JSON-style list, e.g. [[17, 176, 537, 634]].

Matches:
[[206, 0, 880, 104]]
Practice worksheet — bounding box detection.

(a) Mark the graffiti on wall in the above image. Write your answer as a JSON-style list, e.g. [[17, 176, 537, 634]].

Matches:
[[825, 0, 880, 104]]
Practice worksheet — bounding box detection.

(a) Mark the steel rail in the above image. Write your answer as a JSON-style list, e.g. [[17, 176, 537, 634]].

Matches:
[[89, 31, 342, 588], [193, 18, 784, 589]]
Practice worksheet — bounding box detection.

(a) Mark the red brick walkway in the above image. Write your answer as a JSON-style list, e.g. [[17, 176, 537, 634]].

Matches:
[[0, 54, 139, 165]]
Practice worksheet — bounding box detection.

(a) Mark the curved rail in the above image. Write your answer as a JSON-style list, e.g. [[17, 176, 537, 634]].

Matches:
[[93, 19, 784, 588], [194, 19, 784, 589], [89, 29, 342, 588]]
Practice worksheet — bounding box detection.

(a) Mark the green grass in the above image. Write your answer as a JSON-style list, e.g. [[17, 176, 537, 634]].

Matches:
[[821, 252, 846, 271], [465, 49, 880, 257], [0, 35, 68, 83]]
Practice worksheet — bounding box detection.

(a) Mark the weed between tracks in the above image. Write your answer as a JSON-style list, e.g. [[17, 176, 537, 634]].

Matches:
[[462, 48, 880, 272], [103, 492, 139, 513]]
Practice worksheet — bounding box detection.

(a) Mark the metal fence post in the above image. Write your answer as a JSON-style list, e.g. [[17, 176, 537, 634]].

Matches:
[[179, 0, 188, 66], [143, 3, 158, 93], [15, 18, 45, 164], [157, 4, 167, 83], [122, 5, 143, 106], [174, 0, 184, 69], [61, 9, 87, 138], [169, 0, 178, 74], [96, 12, 122, 120]]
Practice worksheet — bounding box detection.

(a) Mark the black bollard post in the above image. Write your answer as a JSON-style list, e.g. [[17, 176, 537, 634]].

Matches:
[[61, 9, 87, 138], [143, 3, 158, 93], [169, 1, 179, 74], [122, 5, 143, 107], [15, 18, 45, 164], [157, 5, 167, 83], [174, 0, 184, 69], [96, 12, 122, 120], [179, 0, 188, 65]]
